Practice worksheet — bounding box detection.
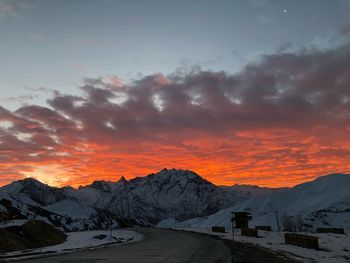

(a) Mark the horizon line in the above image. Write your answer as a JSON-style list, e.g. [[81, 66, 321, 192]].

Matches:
[[1, 168, 348, 190]]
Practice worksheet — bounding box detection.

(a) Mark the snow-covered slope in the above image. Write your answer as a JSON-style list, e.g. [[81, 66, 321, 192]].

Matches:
[[226, 184, 286, 197], [177, 174, 350, 232]]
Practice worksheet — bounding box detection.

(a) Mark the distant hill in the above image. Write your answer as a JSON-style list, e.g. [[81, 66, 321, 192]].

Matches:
[[176, 173, 350, 232]]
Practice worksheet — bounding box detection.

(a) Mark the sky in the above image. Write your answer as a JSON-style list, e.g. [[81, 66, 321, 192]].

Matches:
[[1, 0, 350, 188]]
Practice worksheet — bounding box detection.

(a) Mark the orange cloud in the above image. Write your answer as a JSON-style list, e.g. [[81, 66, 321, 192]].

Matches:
[[3, 127, 349, 188]]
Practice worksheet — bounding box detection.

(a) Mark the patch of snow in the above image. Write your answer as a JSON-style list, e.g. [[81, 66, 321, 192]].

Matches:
[[39, 229, 143, 252], [0, 219, 28, 228]]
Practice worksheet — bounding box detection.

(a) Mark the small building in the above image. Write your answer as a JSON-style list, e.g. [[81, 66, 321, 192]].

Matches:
[[316, 227, 345, 234], [231, 212, 252, 229], [284, 233, 319, 249], [255, 225, 272, 231], [211, 226, 226, 233]]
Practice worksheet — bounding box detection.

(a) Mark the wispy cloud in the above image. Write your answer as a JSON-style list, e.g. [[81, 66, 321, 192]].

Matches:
[[0, 95, 36, 103], [256, 14, 272, 24], [0, 0, 15, 17], [30, 34, 46, 41], [276, 41, 293, 53], [73, 39, 112, 47], [0, 0, 30, 17], [73, 39, 97, 46], [250, 0, 270, 8], [71, 63, 84, 72], [25, 87, 60, 96], [18, 1, 30, 9]]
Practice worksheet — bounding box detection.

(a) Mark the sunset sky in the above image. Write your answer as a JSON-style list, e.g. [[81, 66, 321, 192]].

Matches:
[[1, 0, 350, 188]]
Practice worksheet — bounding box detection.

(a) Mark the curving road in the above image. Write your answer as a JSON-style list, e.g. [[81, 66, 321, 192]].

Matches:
[[20, 228, 231, 263]]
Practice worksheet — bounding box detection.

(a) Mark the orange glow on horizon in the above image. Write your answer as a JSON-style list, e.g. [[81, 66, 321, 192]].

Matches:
[[2, 127, 350, 189]]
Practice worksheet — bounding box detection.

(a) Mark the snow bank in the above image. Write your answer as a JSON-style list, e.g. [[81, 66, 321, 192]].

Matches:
[[3, 229, 144, 261], [39, 229, 144, 252]]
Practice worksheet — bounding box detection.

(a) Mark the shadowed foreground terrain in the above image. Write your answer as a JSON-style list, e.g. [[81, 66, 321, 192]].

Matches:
[[18, 228, 302, 263], [0, 221, 66, 253]]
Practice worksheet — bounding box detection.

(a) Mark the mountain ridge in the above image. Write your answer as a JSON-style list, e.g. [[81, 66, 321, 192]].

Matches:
[[8, 168, 284, 190], [0, 169, 243, 228], [1, 170, 349, 232]]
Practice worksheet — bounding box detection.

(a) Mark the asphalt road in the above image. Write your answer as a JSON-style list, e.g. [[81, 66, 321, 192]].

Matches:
[[20, 228, 231, 263]]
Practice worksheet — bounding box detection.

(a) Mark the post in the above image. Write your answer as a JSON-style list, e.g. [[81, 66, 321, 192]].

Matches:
[[230, 213, 235, 263], [275, 211, 280, 231], [231, 213, 235, 241]]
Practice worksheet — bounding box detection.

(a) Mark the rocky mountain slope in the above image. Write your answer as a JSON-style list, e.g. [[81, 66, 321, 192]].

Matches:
[[0, 169, 247, 229], [66, 169, 245, 225]]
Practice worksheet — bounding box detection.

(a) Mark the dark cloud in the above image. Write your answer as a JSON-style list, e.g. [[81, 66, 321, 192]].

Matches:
[[25, 87, 60, 96], [339, 23, 350, 37], [0, 0, 14, 17], [1, 41, 350, 186], [0, 95, 37, 103]]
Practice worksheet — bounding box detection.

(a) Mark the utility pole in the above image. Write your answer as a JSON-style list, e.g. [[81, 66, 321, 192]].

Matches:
[[109, 220, 113, 241], [230, 213, 236, 263], [231, 213, 235, 241], [275, 211, 280, 231], [109, 205, 115, 241]]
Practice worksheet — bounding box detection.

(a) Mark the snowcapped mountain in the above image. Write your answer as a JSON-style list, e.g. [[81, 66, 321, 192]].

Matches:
[[2, 170, 348, 232], [0, 178, 72, 206], [176, 173, 350, 232], [0, 168, 245, 229], [0, 178, 121, 231], [68, 169, 244, 225]]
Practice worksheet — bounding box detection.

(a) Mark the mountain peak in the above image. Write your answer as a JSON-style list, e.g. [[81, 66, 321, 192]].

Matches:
[[117, 176, 127, 183], [148, 168, 214, 187], [156, 168, 202, 178], [2, 177, 50, 193], [21, 177, 45, 185]]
